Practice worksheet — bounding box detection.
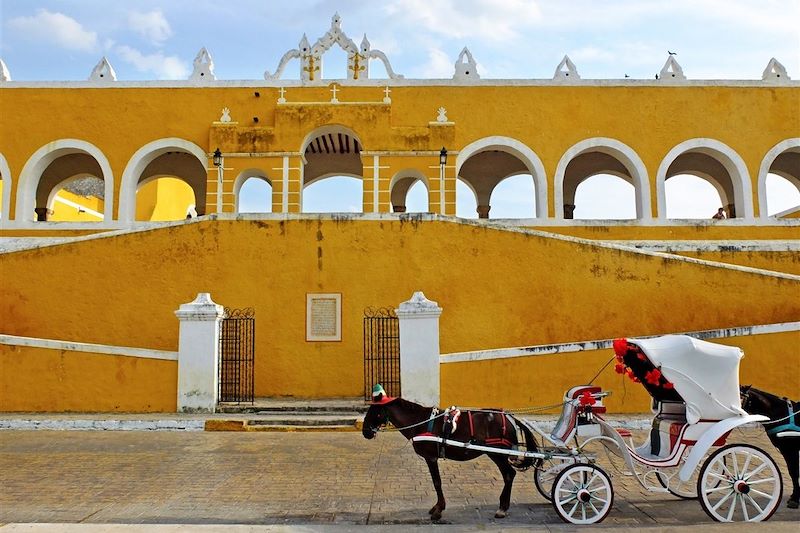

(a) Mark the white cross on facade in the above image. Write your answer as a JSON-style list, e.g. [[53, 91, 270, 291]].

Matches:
[[277, 87, 286, 103], [330, 84, 340, 103], [383, 86, 392, 103]]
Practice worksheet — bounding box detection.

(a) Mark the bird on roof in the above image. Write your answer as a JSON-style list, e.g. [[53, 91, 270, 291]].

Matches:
[[668, 51, 677, 55], [624, 74, 630, 78]]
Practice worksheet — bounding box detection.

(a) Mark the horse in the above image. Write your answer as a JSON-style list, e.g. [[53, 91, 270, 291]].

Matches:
[[362, 395, 538, 521], [740, 385, 800, 509]]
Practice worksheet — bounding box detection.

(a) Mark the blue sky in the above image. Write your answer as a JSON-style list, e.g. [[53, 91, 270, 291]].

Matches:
[[2, 1, 799, 217]]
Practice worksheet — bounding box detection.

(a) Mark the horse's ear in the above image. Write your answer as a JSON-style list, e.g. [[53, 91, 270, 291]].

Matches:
[[740, 385, 751, 393]]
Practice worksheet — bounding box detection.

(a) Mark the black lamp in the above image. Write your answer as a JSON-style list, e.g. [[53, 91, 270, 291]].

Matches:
[[439, 147, 448, 166], [212, 148, 222, 167]]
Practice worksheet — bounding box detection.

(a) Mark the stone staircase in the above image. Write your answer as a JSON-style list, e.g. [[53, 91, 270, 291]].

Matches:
[[213, 397, 369, 431]]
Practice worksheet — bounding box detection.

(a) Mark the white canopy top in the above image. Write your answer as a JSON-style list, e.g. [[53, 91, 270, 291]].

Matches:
[[631, 335, 747, 424]]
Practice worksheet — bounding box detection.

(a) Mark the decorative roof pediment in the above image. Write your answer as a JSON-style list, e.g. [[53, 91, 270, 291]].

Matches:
[[264, 13, 403, 83], [658, 55, 686, 81], [453, 47, 480, 80], [190, 47, 216, 81], [89, 57, 117, 82], [762, 57, 790, 81], [0, 58, 10, 82], [553, 55, 580, 80]]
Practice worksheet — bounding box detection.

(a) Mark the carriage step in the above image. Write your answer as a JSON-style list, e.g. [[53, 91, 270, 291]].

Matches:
[[246, 414, 361, 427], [217, 397, 368, 414]]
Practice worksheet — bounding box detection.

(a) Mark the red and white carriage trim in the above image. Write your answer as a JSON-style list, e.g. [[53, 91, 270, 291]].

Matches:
[[412, 334, 785, 525]]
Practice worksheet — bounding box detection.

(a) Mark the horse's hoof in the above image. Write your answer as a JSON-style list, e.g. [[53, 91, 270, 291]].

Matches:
[[494, 510, 507, 519], [430, 511, 442, 521], [788, 499, 799, 509]]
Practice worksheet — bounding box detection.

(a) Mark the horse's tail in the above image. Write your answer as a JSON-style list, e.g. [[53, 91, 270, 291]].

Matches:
[[510, 416, 538, 470]]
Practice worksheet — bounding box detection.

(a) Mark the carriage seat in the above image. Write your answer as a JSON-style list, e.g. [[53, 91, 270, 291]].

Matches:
[[550, 386, 608, 445], [636, 401, 688, 459]]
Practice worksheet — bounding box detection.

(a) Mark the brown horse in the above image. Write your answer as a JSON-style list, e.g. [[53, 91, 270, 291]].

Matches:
[[362, 396, 538, 521]]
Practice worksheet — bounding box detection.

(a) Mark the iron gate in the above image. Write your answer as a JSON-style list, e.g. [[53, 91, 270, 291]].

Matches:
[[363, 307, 400, 400], [218, 307, 255, 403]]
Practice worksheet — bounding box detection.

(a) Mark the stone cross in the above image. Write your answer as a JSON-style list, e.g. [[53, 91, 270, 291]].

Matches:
[[383, 86, 392, 104], [330, 84, 340, 103], [277, 87, 286, 104]]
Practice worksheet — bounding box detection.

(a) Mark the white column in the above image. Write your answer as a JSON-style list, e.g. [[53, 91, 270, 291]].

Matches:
[[174, 293, 225, 413], [396, 291, 443, 406]]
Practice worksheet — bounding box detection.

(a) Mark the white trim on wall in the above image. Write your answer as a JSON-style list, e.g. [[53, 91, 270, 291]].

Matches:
[[0, 334, 178, 361], [757, 138, 800, 218], [0, 153, 11, 227]]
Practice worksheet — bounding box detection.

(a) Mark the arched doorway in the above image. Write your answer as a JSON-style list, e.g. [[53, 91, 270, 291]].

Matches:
[[573, 175, 636, 219], [657, 139, 753, 219], [390, 170, 429, 213], [555, 138, 649, 220], [301, 126, 364, 213], [235, 170, 273, 213], [757, 139, 800, 217]]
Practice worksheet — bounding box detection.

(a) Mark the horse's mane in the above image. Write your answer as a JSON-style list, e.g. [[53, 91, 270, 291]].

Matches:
[[748, 386, 789, 403], [392, 397, 434, 415]]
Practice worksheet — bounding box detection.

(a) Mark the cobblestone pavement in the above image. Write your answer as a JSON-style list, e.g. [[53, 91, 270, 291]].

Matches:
[[0, 427, 797, 528]]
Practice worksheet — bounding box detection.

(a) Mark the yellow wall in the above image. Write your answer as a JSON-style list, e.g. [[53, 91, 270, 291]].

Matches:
[[1, 85, 797, 218], [1, 218, 797, 399], [533, 224, 800, 241], [674, 251, 800, 275], [49, 189, 105, 222], [135, 177, 197, 221], [441, 330, 799, 413], [0, 344, 176, 412]]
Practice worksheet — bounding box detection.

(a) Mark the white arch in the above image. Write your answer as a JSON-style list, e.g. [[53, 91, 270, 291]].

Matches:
[[0, 153, 11, 224], [389, 169, 430, 212], [456, 136, 547, 218], [118, 138, 207, 222], [15, 139, 114, 224], [233, 168, 272, 213], [300, 124, 364, 163], [554, 137, 651, 220], [656, 138, 754, 219], [757, 138, 800, 218]]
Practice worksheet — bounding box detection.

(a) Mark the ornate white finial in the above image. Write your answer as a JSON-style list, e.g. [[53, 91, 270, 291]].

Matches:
[[332, 12, 342, 28], [553, 55, 580, 80], [89, 57, 117, 81], [397, 291, 442, 315], [0, 58, 10, 82], [190, 47, 215, 81], [277, 87, 287, 103], [436, 107, 448, 123], [658, 55, 686, 81], [762, 58, 790, 81], [219, 108, 231, 123], [361, 34, 371, 53], [299, 34, 311, 53], [453, 47, 479, 81]]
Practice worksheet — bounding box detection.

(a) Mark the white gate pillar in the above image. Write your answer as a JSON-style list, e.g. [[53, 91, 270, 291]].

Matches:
[[396, 291, 442, 406], [174, 293, 224, 412]]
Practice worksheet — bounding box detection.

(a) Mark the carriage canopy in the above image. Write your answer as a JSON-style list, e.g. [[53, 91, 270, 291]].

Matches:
[[629, 335, 747, 424]]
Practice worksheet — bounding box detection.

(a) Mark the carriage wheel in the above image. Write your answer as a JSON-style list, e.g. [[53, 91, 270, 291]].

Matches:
[[551, 464, 614, 524], [534, 459, 570, 501], [698, 444, 782, 522], [656, 452, 726, 500]]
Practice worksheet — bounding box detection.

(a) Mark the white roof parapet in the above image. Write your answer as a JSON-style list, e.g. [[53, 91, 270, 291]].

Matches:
[[453, 47, 480, 81], [0, 58, 10, 82], [658, 55, 686, 82], [189, 47, 215, 81], [762, 57, 790, 82], [89, 57, 117, 82], [553, 55, 580, 80], [264, 13, 403, 83]]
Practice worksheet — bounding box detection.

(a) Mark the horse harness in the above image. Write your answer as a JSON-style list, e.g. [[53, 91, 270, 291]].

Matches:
[[766, 398, 800, 438], [423, 407, 520, 458]]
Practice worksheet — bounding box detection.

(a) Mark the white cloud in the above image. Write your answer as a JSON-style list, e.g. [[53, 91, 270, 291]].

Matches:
[[117, 45, 189, 80], [8, 9, 97, 52], [128, 10, 173, 45], [416, 48, 453, 78], [384, 0, 542, 42]]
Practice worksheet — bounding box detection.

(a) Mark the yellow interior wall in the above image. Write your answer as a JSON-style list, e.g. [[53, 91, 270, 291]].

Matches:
[[1, 218, 797, 400], [1, 85, 797, 218], [441, 330, 799, 413], [0, 344, 176, 412], [135, 177, 196, 221], [49, 189, 105, 222], [674, 251, 800, 275]]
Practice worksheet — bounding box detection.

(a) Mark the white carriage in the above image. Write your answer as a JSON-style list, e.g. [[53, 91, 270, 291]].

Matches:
[[529, 335, 784, 524]]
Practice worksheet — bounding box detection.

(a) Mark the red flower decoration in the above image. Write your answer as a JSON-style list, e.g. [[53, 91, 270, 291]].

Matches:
[[645, 369, 662, 386], [614, 362, 627, 374], [663, 381, 674, 390], [579, 391, 597, 406], [637, 352, 647, 361], [613, 338, 627, 361]]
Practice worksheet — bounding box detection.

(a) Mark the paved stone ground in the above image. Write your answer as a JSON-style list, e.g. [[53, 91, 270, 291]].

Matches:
[[0, 427, 797, 528]]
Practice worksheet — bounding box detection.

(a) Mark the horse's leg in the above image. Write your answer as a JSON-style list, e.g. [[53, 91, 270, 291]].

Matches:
[[490, 454, 516, 518], [424, 457, 446, 520], [778, 441, 799, 508]]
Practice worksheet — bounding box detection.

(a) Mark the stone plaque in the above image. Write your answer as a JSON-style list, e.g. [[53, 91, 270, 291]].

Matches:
[[306, 293, 341, 341]]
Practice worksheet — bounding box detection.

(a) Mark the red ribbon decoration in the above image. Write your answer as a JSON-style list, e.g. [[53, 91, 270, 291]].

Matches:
[[579, 391, 597, 406]]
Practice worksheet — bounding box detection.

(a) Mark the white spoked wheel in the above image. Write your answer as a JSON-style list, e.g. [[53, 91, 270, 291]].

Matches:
[[551, 464, 614, 524], [698, 444, 783, 522], [534, 459, 570, 501]]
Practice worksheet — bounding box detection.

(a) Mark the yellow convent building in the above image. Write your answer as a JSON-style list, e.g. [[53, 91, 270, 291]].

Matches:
[[0, 15, 798, 413]]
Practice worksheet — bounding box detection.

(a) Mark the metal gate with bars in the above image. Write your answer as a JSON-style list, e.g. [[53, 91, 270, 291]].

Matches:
[[218, 307, 255, 403], [363, 307, 400, 401]]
